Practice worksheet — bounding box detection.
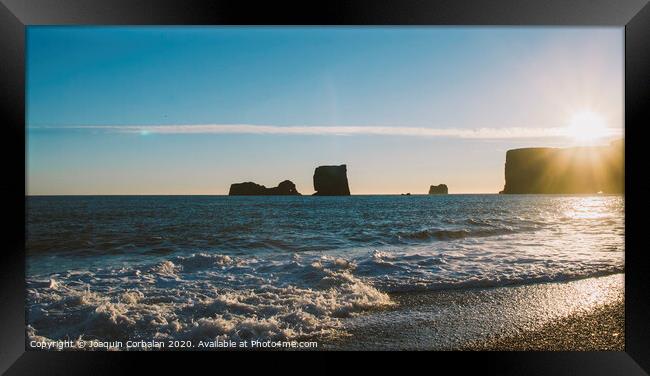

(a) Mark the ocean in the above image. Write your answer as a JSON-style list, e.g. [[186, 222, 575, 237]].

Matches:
[[26, 194, 624, 347]]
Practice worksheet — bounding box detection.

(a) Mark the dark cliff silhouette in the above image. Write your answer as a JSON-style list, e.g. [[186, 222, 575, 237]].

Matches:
[[313, 165, 351, 196], [229, 180, 301, 195], [428, 184, 448, 194], [500, 139, 624, 194]]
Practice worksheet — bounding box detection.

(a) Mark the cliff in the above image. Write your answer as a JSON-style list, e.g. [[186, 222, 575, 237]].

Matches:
[[229, 180, 301, 195], [500, 140, 624, 194], [429, 184, 448, 194], [313, 165, 351, 195]]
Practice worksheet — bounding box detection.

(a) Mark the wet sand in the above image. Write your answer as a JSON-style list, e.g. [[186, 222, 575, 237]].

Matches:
[[464, 300, 623, 351], [322, 274, 624, 351]]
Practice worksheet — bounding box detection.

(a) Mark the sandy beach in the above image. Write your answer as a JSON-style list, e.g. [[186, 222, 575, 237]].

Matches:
[[322, 274, 624, 350], [465, 300, 623, 351]]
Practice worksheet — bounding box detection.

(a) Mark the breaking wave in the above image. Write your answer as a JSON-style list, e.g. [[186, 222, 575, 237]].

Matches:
[[26, 253, 394, 348]]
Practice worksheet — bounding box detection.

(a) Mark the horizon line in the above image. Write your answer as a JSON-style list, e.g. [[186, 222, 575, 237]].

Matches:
[[27, 193, 626, 197], [25, 193, 499, 197]]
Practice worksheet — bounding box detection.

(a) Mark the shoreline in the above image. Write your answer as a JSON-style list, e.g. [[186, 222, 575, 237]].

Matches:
[[463, 300, 623, 351], [322, 274, 624, 351]]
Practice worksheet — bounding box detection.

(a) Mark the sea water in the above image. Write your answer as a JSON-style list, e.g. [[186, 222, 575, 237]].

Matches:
[[26, 195, 624, 345]]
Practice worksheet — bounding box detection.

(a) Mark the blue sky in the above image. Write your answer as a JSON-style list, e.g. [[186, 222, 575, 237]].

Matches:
[[27, 27, 623, 195]]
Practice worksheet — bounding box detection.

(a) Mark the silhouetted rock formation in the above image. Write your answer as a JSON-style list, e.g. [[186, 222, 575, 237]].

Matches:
[[428, 184, 448, 195], [500, 140, 624, 194], [229, 180, 301, 195], [313, 165, 351, 195]]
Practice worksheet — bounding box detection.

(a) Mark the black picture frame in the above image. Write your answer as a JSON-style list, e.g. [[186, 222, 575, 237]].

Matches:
[[1, 0, 648, 374]]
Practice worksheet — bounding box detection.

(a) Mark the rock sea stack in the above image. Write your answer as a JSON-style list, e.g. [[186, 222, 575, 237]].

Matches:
[[313, 165, 351, 196], [229, 180, 301, 195], [500, 139, 623, 194], [429, 184, 448, 195]]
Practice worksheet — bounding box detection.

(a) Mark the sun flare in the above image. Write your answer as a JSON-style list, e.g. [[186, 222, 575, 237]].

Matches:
[[565, 111, 610, 144]]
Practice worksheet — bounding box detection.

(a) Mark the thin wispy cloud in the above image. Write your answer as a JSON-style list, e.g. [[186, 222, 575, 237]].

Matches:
[[32, 124, 623, 139]]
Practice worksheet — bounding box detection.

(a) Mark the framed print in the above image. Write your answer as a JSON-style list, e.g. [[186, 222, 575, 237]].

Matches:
[[1, 0, 649, 374]]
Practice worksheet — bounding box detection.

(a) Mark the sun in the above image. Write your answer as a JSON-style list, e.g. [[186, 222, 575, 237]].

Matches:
[[565, 110, 610, 144]]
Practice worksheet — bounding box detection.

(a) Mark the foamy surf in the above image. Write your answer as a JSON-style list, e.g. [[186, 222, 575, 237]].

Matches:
[[27, 246, 623, 348], [27, 253, 394, 347]]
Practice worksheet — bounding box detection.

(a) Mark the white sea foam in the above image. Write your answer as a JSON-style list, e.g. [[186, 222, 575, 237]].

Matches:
[[26, 243, 623, 346], [27, 253, 395, 346], [151, 260, 179, 278]]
